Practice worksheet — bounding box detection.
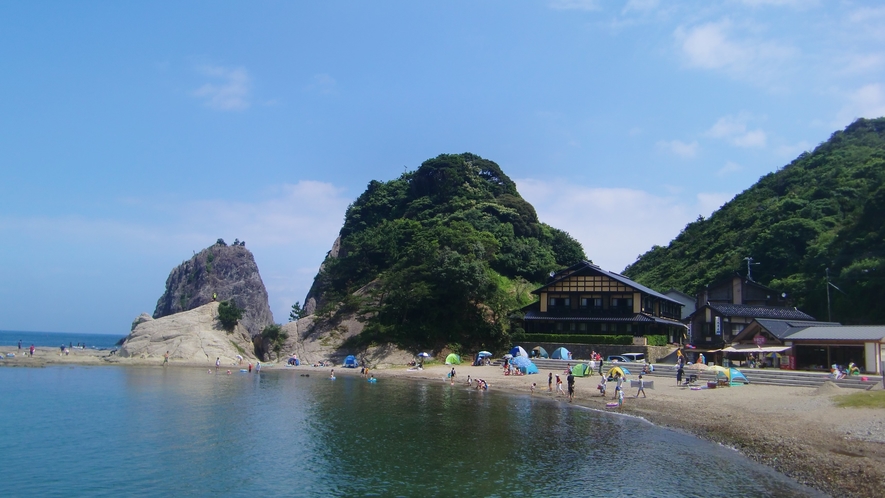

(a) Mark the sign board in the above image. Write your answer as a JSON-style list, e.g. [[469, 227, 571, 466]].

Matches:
[[715, 316, 721, 336], [753, 334, 766, 346]]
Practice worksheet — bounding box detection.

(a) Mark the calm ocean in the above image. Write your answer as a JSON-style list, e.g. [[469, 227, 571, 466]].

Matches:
[[0, 366, 822, 497], [0, 330, 125, 349]]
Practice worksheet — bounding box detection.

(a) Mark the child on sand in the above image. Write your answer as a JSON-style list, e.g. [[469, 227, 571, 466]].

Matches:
[[555, 375, 564, 396], [531, 382, 536, 395], [617, 386, 624, 408], [636, 374, 647, 398]]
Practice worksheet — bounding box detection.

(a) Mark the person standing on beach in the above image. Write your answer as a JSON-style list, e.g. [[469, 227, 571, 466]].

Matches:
[[617, 386, 624, 409], [163, 351, 169, 367], [18, 340, 22, 350], [548, 372, 553, 392], [676, 366, 684, 386], [215, 357, 220, 373], [636, 374, 646, 398], [29, 344, 35, 357], [567, 372, 575, 402], [555, 375, 564, 396]]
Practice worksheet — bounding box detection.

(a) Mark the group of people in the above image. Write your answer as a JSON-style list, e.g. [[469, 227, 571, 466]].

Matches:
[[831, 362, 861, 379]]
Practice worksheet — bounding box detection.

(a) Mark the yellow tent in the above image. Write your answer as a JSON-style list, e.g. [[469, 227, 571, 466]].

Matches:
[[606, 366, 629, 379]]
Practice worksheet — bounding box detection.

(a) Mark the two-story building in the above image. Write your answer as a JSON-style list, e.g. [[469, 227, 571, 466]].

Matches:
[[688, 274, 816, 347], [521, 261, 686, 342]]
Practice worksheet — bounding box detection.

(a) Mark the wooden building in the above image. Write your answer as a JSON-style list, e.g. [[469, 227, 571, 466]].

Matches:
[[522, 261, 686, 342]]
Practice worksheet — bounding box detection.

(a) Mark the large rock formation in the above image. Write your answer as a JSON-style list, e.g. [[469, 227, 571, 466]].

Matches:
[[153, 240, 273, 337], [122, 302, 257, 362]]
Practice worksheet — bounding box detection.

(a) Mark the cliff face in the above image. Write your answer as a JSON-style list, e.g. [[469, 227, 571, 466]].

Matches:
[[153, 241, 274, 337]]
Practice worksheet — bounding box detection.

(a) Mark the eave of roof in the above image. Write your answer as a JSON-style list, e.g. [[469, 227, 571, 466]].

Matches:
[[532, 261, 683, 305]]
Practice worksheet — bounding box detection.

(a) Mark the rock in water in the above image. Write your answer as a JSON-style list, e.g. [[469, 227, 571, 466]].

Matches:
[[153, 241, 273, 337], [122, 302, 257, 362]]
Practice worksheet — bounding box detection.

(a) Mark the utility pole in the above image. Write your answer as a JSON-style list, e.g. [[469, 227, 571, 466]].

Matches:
[[743, 257, 760, 282]]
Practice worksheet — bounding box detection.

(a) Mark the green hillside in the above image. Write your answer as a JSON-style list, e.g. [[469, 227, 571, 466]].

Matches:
[[623, 118, 885, 324], [308, 153, 586, 350]]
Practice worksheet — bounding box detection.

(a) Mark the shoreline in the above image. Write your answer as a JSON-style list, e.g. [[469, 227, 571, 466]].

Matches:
[[4, 349, 884, 497]]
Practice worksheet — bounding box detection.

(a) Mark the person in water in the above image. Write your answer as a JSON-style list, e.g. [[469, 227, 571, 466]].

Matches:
[[330, 369, 335, 379]]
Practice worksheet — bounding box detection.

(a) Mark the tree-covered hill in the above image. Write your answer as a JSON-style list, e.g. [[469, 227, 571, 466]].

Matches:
[[623, 118, 885, 324], [306, 153, 586, 350]]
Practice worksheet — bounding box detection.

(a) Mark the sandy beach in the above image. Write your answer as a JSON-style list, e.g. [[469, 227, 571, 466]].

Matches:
[[4, 348, 884, 497]]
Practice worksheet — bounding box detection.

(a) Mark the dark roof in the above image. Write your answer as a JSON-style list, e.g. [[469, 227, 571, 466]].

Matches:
[[536, 261, 683, 305], [707, 303, 815, 320], [754, 319, 839, 340], [786, 326, 885, 341]]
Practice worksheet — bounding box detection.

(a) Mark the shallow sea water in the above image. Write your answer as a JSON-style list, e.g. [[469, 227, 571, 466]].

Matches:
[[0, 367, 824, 497]]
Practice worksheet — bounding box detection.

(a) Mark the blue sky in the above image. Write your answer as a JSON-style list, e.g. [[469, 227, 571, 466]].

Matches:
[[2, 1, 884, 335]]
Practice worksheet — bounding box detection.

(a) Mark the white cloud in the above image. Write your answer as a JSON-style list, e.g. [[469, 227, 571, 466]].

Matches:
[[622, 0, 659, 14], [549, 0, 600, 11], [516, 178, 732, 272], [717, 161, 742, 176], [847, 6, 885, 24], [775, 141, 812, 159], [657, 139, 699, 158], [706, 113, 767, 148], [739, 0, 811, 8], [835, 83, 885, 127], [697, 192, 734, 215], [674, 20, 796, 84], [193, 65, 251, 111], [306, 73, 338, 95]]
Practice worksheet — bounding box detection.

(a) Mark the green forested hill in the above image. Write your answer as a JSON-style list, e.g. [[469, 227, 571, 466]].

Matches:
[[307, 153, 586, 350], [623, 118, 885, 324]]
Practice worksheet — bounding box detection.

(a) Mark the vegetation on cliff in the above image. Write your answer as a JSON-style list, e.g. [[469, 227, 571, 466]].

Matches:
[[308, 153, 586, 351], [624, 118, 885, 324]]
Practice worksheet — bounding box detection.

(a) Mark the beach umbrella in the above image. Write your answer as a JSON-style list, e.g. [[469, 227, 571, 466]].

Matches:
[[418, 352, 430, 358], [503, 354, 513, 359], [477, 351, 492, 358]]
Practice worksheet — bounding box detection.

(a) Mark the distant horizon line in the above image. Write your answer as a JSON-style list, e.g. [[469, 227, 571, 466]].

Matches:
[[0, 329, 126, 336]]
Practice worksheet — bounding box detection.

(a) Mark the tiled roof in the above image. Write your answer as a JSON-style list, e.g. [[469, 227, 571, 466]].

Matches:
[[755, 319, 839, 339], [708, 303, 815, 320], [786, 326, 885, 341]]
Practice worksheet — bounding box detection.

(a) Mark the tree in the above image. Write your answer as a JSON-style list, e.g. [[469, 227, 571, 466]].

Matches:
[[217, 300, 243, 331], [261, 324, 289, 360], [289, 302, 304, 322]]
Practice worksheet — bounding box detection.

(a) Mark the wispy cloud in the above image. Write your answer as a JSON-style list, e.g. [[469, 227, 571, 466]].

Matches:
[[717, 161, 743, 176], [705, 113, 767, 148], [674, 20, 796, 85], [193, 65, 251, 111], [835, 83, 885, 127], [306, 73, 338, 95], [549, 0, 600, 11], [775, 141, 812, 159], [657, 139, 699, 158], [517, 178, 733, 271]]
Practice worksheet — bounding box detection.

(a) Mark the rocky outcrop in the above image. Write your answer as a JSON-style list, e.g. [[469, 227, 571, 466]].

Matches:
[[131, 313, 153, 331], [121, 302, 257, 362], [153, 241, 273, 337], [303, 236, 340, 316]]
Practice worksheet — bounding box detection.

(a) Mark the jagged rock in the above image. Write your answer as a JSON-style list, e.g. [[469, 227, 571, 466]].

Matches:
[[303, 236, 340, 316], [121, 302, 257, 362], [153, 242, 273, 337], [131, 313, 153, 331]]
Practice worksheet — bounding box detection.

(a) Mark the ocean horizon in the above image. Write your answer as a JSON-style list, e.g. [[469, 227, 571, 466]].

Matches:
[[0, 330, 125, 349]]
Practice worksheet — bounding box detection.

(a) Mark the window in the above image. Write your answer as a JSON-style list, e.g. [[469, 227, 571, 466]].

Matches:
[[578, 323, 587, 332], [601, 323, 608, 332]]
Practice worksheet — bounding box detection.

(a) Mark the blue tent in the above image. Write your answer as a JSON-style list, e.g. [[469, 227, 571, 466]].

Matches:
[[343, 355, 358, 368], [551, 347, 571, 360], [510, 346, 528, 357], [511, 355, 538, 374]]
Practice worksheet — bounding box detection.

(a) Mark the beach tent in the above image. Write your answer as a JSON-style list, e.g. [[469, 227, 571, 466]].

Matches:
[[477, 351, 492, 358], [510, 346, 528, 358], [606, 366, 630, 379], [551, 347, 571, 360], [511, 355, 538, 374], [571, 363, 593, 377], [532, 346, 549, 358], [715, 367, 749, 385], [344, 355, 358, 368], [445, 353, 461, 365]]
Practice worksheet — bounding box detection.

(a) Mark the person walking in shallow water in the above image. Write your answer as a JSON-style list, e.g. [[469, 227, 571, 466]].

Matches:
[[548, 372, 553, 392], [163, 351, 169, 367], [215, 357, 220, 373]]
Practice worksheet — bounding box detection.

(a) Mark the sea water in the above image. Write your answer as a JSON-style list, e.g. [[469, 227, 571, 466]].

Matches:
[[0, 367, 823, 497], [0, 330, 124, 349]]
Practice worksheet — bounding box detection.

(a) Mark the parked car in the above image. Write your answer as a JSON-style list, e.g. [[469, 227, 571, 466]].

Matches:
[[607, 353, 645, 363]]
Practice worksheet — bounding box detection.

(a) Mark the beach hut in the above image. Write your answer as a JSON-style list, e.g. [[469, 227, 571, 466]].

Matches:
[[343, 355, 358, 368], [511, 355, 538, 374], [510, 346, 528, 358], [532, 346, 549, 358], [551, 347, 571, 360], [571, 363, 593, 377], [445, 353, 461, 365]]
